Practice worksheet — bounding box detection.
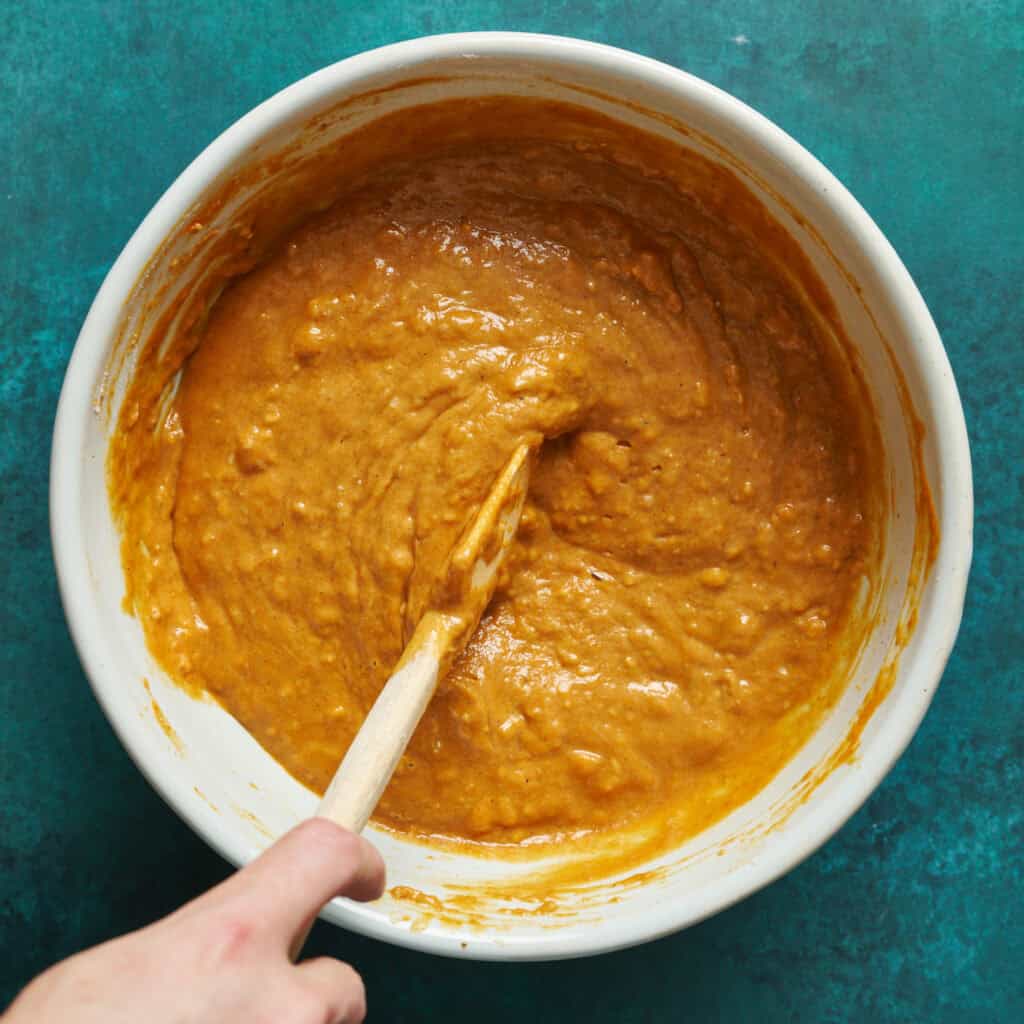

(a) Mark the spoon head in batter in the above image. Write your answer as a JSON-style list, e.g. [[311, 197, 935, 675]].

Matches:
[[425, 440, 534, 670]]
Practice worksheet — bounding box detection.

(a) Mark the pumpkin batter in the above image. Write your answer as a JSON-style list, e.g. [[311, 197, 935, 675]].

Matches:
[[111, 97, 883, 854]]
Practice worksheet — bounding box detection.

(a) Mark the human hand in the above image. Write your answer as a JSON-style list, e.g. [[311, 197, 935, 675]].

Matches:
[[3, 818, 385, 1024]]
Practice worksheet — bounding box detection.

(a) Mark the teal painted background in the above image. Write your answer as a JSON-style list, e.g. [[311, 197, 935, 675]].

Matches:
[[2, 1, 1021, 1019]]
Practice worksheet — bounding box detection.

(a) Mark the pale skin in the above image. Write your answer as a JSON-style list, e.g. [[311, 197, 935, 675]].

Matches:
[[2, 819, 385, 1024]]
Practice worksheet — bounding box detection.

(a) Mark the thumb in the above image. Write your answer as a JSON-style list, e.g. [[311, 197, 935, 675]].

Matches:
[[208, 819, 386, 942]]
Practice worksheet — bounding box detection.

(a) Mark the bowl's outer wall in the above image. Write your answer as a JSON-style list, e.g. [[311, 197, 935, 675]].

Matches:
[[50, 36, 972, 961]]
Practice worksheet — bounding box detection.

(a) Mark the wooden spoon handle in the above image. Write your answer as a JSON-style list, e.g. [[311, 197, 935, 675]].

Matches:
[[290, 617, 444, 960], [316, 620, 443, 832]]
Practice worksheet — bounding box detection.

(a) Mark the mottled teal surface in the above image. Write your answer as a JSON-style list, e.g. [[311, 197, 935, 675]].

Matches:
[[1, 1, 1021, 1019]]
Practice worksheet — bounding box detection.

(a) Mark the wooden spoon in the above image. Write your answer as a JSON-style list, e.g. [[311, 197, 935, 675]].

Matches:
[[292, 442, 533, 955]]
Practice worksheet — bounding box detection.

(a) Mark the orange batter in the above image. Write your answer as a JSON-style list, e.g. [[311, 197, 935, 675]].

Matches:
[[110, 97, 883, 856]]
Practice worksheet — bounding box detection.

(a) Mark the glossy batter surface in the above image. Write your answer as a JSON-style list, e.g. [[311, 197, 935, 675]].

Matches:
[[112, 99, 881, 852]]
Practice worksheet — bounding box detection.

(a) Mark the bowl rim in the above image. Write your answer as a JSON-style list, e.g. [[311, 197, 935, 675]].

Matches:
[[50, 31, 973, 961]]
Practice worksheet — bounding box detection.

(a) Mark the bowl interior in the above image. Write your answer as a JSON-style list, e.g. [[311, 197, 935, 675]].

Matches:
[[54, 37, 969, 960]]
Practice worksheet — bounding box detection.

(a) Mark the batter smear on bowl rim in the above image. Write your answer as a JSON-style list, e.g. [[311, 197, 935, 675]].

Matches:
[[110, 97, 884, 868]]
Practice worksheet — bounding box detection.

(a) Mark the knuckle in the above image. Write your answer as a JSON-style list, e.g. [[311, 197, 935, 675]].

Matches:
[[206, 914, 258, 964], [340, 970, 367, 1023], [337, 961, 363, 993], [300, 960, 365, 1023], [288, 989, 332, 1024]]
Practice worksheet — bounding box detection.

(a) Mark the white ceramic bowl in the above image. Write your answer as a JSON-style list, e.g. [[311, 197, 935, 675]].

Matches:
[[51, 33, 972, 961]]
